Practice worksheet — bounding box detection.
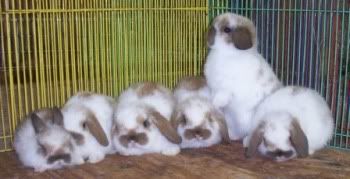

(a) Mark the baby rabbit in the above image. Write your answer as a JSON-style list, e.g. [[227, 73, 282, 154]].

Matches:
[[14, 107, 84, 172], [62, 92, 115, 164], [112, 82, 181, 156], [172, 76, 230, 148], [204, 13, 282, 140], [244, 86, 334, 162]]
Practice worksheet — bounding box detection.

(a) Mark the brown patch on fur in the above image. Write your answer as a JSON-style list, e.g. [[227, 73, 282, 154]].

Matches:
[[231, 27, 253, 50], [119, 131, 148, 148], [149, 109, 182, 144], [176, 76, 207, 91], [290, 119, 309, 157], [245, 121, 266, 158], [47, 154, 71, 164], [83, 111, 109, 146], [184, 126, 211, 140], [266, 149, 294, 159], [136, 82, 159, 97], [70, 131, 85, 145]]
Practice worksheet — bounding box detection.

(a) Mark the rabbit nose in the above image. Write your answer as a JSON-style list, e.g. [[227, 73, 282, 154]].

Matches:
[[194, 130, 202, 137], [128, 135, 137, 142]]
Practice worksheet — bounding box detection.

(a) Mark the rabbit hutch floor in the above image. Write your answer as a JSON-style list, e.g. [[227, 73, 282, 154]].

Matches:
[[1, 142, 349, 179]]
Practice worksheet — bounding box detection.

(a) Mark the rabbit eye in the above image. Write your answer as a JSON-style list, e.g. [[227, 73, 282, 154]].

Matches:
[[82, 122, 87, 129], [181, 116, 187, 125], [143, 120, 150, 128], [223, 27, 232, 33]]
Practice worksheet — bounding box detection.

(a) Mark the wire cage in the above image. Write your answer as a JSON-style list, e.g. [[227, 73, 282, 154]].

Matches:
[[0, 0, 349, 152], [210, 0, 350, 150]]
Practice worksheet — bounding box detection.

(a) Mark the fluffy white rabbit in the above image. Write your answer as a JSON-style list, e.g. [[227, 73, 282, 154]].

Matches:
[[172, 76, 230, 148], [204, 13, 282, 140], [62, 92, 115, 163], [14, 107, 84, 172], [244, 86, 334, 162], [112, 82, 181, 156]]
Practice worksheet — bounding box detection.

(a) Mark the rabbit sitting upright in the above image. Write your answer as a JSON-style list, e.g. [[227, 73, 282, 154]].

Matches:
[[204, 13, 282, 140]]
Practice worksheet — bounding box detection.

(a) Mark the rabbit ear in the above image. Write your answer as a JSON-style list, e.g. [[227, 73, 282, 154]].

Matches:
[[170, 108, 184, 130], [290, 119, 309, 158], [85, 112, 109, 146], [232, 27, 253, 50], [210, 110, 230, 143], [207, 25, 216, 47], [51, 107, 64, 126], [150, 109, 182, 144], [245, 122, 265, 158], [31, 113, 47, 134]]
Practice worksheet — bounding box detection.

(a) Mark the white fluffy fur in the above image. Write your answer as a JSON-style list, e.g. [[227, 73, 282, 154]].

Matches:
[[204, 13, 281, 140], [112, 83, 180, 156], [244, 86, 334, 161], [14, 111, 83, 172], [174, 81, 224, 148], [62, 93, 115, 163]]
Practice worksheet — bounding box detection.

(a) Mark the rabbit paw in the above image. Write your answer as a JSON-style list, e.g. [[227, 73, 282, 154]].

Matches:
[[87, 153, 105, 164], [161, 147, 180, 156]]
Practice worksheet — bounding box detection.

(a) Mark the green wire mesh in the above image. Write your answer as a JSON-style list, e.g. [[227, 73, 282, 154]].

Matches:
[[209, 0, 350, 150]]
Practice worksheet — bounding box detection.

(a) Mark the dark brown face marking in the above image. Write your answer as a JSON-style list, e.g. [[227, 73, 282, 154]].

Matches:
[[136, 82, 159, 97], [119, 131, 148, 148], [177, 76, 207, 91], [184, 127, 211, 140], [266, 149, 294, 159], [231, 27, 253, 50], [70, 131, 85, 145], [47, 153, 71, 164]]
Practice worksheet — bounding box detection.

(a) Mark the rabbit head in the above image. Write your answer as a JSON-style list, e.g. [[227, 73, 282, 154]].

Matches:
[[207, 13, 257, 52], [31, 108, 78, 167], [171, 97, 230, 148], [112, 104, 181, 155], [245, 112, 309, 162], [62, 105, 109, 147]]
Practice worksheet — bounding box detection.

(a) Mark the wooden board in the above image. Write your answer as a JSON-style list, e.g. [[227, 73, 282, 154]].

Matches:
[[2, 142, 350, 179]]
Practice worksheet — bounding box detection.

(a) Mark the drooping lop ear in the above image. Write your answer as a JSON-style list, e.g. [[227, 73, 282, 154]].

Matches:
[[210, 110, 230, 144], [290, 119, 309, 158], [245, 121, 265, 158], [232, 27, 253, 50], [170, 107, 184, 130], [31, 113, 47, 134], [149, 109, 182, 144], [85, 112, 109, 146], [51, 107, 64, 126], [207, 24, 216, 47]]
